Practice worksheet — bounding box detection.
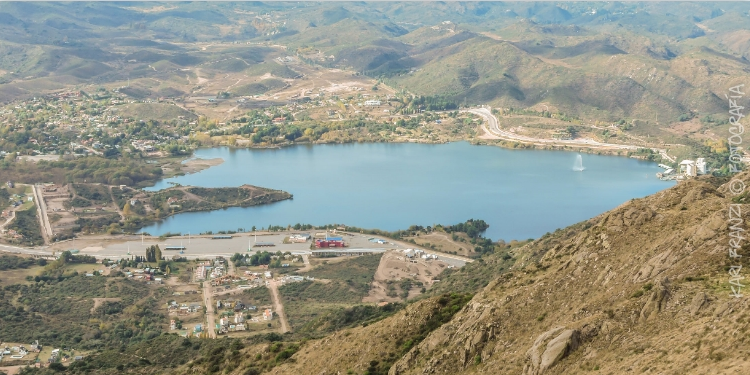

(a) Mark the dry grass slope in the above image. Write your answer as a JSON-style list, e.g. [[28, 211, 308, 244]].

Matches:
[[387, 173, 750, 375]]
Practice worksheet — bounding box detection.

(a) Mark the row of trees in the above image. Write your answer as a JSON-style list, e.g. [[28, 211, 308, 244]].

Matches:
[[145, 245, 163, 263], [232, 251, 293, 267], [442, 219, 489, 239]]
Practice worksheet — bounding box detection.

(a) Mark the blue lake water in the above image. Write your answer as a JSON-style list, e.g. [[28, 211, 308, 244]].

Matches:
[[142, 142, 674, 240]]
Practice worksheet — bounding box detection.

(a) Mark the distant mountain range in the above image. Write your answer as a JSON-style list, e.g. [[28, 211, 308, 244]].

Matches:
[[0, 2, 748, 125]]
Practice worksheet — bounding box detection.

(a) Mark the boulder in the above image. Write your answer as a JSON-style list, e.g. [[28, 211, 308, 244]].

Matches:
[[524, 327, 580, 375], [640, 278, 670, 322], [689, 292, 707, 316]]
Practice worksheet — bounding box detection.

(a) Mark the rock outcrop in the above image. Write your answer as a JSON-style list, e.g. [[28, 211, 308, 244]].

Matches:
[[524, 328, 580, 375]]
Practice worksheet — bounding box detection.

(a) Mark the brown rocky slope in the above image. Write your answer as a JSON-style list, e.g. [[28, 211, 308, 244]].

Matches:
[[267, 173, 750, 375]]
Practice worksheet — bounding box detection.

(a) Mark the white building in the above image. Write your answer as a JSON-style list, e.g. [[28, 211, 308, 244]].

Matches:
[[364, 100, 381, 106], [679, 160, 697, 177], [234, 312, 245, 324], [696, 158, 707, 175]]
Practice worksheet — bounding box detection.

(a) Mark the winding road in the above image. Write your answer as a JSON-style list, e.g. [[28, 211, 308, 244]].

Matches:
[[466, 107, 643, 151]]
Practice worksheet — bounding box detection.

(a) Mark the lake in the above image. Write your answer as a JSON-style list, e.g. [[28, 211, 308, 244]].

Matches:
[[143, 142, 674, 240]]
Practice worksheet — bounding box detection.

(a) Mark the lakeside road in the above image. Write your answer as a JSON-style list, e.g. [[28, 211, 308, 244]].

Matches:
[[465, 107, 643, 151], [2, 231, 471, 268]]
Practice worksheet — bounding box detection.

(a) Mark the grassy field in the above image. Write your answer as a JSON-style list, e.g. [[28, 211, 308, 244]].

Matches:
[[281, 300, 357, 330], [0, 266, 43, 287], [305, 254, 382, 295], [6, 207, 44, 246], [241, 286, 273, 306], [279, 279, 374, 329]]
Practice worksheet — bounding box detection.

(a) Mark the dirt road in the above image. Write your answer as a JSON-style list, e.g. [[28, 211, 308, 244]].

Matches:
[[108, 186, 125, 220], [268, 280, 290, 333], [203, 281, 217, 339], [297, 254, 312, 272], [0, 210, 15, 231]]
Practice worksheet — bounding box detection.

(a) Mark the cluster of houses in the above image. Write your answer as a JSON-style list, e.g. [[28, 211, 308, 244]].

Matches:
[[679, 158, 708, 177], [167, 301, 202, 315], [1, 345, 27, 361], [0, 341, 50, 364], [195, 257, 228, 281], [403, 248, 439, 260], [213, 300, 272, 334], [211, 274, 243, 287], [0, 91, 192, 161], [218, 312, 248, 333], [124, 267, 162, 283], [130, 139, 158, 153]]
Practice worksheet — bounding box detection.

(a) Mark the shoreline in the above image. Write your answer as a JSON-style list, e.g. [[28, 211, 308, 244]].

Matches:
[[186, 136, 652, 161]]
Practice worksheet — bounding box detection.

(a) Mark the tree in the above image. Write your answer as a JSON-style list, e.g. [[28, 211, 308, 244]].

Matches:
[[155, 245, 162, 262], [123, 202, 132, 216]]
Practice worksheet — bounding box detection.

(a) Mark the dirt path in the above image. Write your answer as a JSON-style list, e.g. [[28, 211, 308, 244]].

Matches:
[[108, 186, 125, 220], [177, 187, 208, 203], [268, 280, 290, 333], [0, 210, 15, 231], [203, 281, 217, 339], [296, 254, 312, 273], [91, 298, 122, 313], [0, 365, 24, 375]]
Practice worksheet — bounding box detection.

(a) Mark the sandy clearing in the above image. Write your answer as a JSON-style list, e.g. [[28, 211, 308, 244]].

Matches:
[[182, 157, 224, 174], [363, 250, 448, 303], [0, 365, 24, 375]]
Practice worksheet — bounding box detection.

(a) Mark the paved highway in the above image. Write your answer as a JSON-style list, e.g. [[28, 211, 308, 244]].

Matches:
[[32, 184, 53, 243]]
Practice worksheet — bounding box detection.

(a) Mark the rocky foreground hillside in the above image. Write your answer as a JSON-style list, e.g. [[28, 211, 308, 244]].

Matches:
[[261, 173, 750, 375]]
